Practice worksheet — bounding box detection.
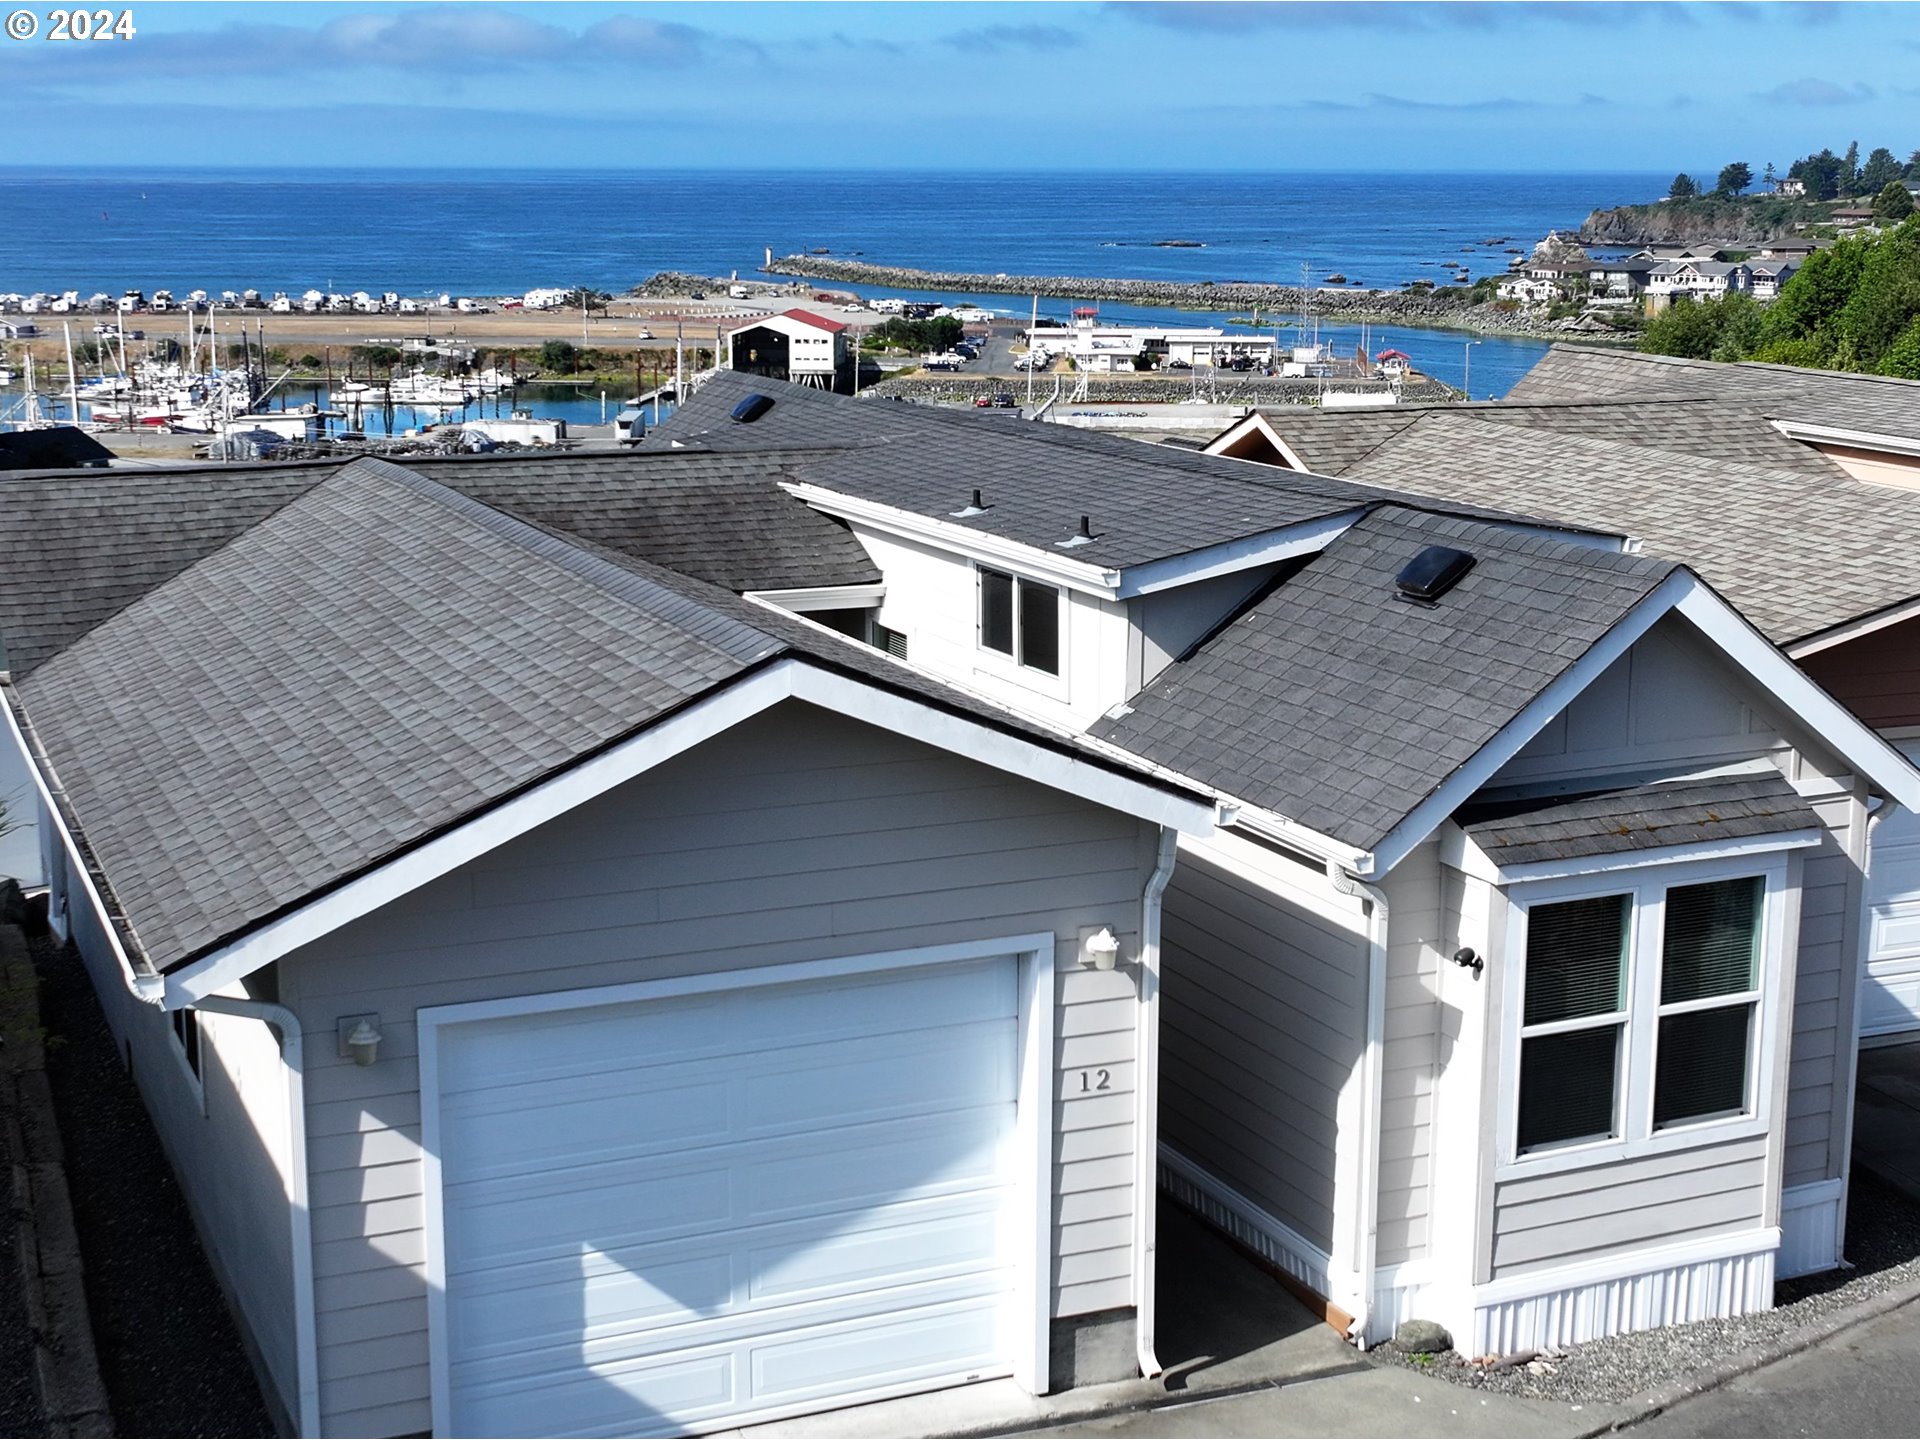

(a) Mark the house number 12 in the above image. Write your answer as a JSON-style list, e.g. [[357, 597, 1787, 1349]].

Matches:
[[1077, 1069, 1112, 1093]]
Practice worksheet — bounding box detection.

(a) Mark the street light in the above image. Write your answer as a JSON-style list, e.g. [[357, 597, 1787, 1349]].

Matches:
[[1462, 338, 1482, 401]]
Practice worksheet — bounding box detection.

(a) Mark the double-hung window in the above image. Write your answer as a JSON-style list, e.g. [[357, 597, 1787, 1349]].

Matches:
[[978, 566, 1061, 676], [1508, 857, 1779, 1167]]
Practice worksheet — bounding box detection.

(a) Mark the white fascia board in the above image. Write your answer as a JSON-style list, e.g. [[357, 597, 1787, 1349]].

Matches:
[[165, 661, 806, 1007], [783, 482, 1124, 597], [166, 659, 1211, 1005], [1222, 800, 1372, 875], [1675, 582, 1920, 814], [1785, 594, 1920, 659], [1366, 569, 1696, 879], [1771, 417, 1920, 459], [743, 582, 887, 611], [1, 687, 164, 1004], [1115, 511, 1360, 598]]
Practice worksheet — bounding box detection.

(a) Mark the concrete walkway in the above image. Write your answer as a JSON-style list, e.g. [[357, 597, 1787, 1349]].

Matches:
[[738, 1204, 1618, 1439], [1855, 1040, 1920, 1200]]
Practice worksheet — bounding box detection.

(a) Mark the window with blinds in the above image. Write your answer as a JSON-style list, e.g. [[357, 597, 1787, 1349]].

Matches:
[[1509, 866, 1774, 1167], [1654, 877, 1760, 1129], [977, 566, 1062, 677], [1518, 893, 1629, 1152]]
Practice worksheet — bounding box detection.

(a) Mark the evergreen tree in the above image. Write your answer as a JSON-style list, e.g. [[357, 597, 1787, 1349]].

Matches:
[[1875, 181, 1916, 223], [1668, 172, 1698, 200], [1717, 162, 1753, 196], [1861, 147, 1904, 195], [1843, 140, 1862, 194]]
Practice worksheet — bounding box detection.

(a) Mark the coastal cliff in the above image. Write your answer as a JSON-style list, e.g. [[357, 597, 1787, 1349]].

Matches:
[[1579, 195, 1820, 245]]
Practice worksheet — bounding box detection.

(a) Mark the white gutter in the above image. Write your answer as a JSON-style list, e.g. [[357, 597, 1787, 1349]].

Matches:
[[192, 995, 320, 1439], [1327, 862, 1388, 1350], [1, 685, 162, 1004], [1132, 826, 1179, 1380], [1771, 417, 1920, 460]]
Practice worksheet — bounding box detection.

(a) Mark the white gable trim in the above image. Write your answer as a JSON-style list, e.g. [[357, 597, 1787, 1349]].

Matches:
[[1674, 583, 1920, 812], [1115, 511, 1360, 598], [1363, 570, 1693, 877], [1361, 572, 1920, 879], [1772, 418, 1920, 460], [1202, 411, 1311, 471], [743, 582, 887, 611], [1438, 817, 1824, 885], [1785, 594, 1920, 659], [161, 658, 1210, 1005]]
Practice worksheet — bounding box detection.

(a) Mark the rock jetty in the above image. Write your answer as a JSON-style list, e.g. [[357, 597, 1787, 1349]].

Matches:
[[754, 256, 1571, 339]]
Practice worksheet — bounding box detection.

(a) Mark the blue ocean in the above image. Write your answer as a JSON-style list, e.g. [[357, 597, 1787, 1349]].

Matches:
[[0, 167, 1669, 399]]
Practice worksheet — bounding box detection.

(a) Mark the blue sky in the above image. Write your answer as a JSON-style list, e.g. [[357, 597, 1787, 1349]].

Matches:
[[5, 1, 1918, 171]]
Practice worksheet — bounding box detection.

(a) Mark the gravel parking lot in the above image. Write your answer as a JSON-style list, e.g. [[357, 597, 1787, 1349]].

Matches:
[[1373, 1166, 1920, 1404]]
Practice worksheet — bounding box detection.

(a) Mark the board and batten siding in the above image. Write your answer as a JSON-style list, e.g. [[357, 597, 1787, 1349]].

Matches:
[[1489, 1135, 1770, 1279], [1158, 834, 1365, 1258], [277, 701, 1159, 1438]]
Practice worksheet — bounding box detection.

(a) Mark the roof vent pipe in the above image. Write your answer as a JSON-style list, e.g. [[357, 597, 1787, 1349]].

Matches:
[[949, 488, 989, 519], [1057, 514, 1097, 549]]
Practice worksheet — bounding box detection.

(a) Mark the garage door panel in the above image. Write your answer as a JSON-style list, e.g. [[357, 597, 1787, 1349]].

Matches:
[[449, 1190, 1009, 1356], [436, 955, 1032, 1435], [442, 1075, 732, 1182], [442, 960, 1017, 1102]]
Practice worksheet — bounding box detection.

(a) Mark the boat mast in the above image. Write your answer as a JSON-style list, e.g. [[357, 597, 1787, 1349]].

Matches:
[[62, 322, 79, 427]]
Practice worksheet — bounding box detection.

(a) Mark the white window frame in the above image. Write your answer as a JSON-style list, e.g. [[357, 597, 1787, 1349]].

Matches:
[[974, 561, 1068, 687], [1495, 850, 1792, 1180], [168, 1005, 208, 1112]]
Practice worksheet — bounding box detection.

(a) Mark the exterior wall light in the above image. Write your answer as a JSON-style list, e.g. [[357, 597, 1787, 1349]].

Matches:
[[338, 1014, 384, 1067], [1082, 927, 1121, 971]]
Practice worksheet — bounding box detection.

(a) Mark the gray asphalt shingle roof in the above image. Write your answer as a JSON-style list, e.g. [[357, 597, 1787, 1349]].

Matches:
[[0, 448, 877, 679], [1457, 772, 1818, 866], [18, 458, 1191, 971], [1091, 506, 1679, 853], [1247, 396, 1840, 479], [1333, 412, 1920, 646], [649, 370, 1579, 570], [1505, 344, 1920, 439]]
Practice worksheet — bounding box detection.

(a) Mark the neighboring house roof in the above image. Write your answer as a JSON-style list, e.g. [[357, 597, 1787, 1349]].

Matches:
[[1506, 344, 1920, 441], [1331, 412, 1920, 647], [0, 427, 114, 471], [649, 370, 1570, 572], [1222, 396, 1841, 481], [12, 458, 1201, 976], [1091, 506, 1681, 855], [1457, 772, 1820, 866], [0, 448, 880, 679], [777, 308, 848, 334]]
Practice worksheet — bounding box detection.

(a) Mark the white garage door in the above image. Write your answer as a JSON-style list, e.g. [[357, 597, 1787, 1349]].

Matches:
[[429, 956, 1027, 1437], [1868, 740, 1920, 1039]]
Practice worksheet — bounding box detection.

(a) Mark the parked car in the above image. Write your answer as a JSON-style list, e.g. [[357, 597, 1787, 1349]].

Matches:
[[992, 393, 1017, 408]]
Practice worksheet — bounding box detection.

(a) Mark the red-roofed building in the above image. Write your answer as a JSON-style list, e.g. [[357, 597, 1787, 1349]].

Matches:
[[728, 308, 853, 390]]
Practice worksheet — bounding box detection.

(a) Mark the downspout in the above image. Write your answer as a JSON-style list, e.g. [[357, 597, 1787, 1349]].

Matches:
[[1328, 862, 1388, 1350], [193, 996, 321, 1439], [1131, 826, 1180, 1380]]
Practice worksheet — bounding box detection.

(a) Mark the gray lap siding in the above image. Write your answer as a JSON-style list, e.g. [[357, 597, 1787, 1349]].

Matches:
[[278, 701, 1158, 1437]]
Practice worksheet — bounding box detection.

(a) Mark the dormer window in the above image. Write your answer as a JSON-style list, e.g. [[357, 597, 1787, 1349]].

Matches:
[[978, 565, 1060, 676]]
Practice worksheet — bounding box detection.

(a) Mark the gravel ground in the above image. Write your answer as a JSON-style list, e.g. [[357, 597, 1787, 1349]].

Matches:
[[1373, 1167, 1920, 1404], [30, 933, 274, 1438], [0, 1102, 46, 1437]]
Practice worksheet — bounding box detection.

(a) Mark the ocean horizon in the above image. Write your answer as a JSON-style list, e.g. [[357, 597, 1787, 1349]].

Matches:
[[0, 166, 1669, 397]]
